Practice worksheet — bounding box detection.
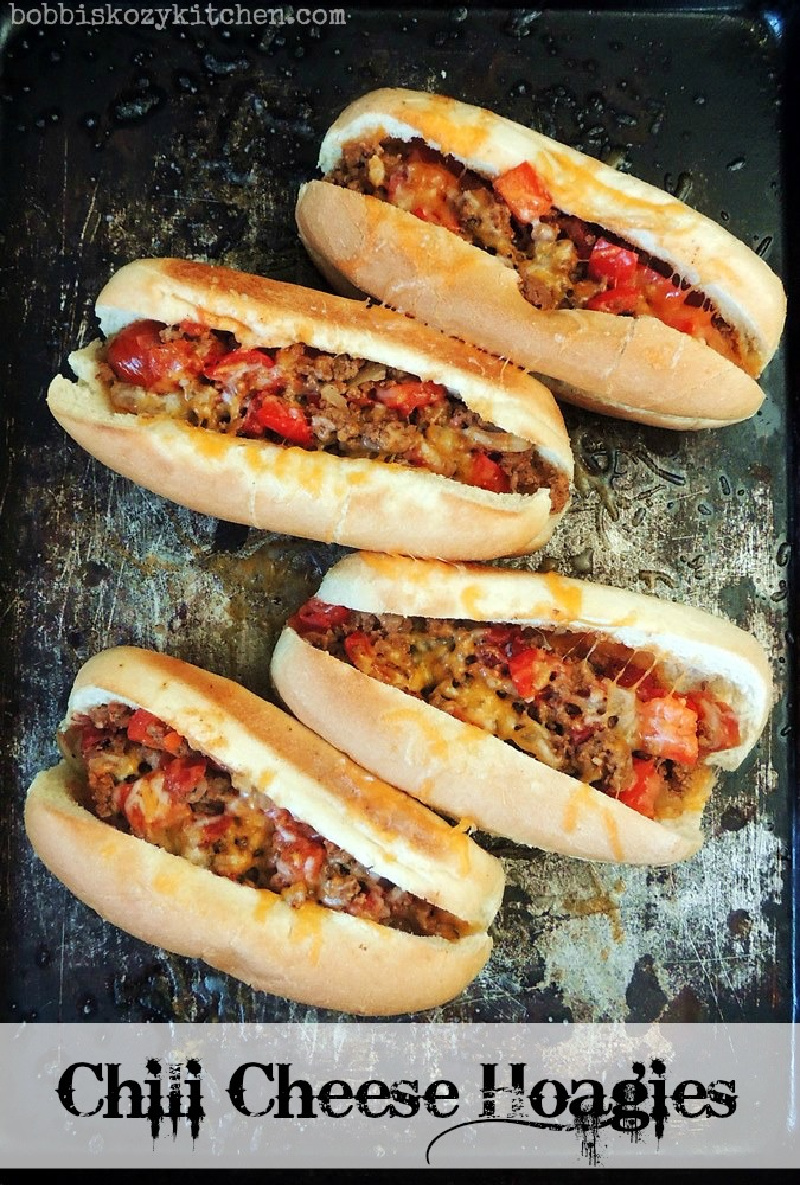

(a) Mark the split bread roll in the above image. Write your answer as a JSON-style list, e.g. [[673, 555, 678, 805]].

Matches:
[[46, 257, 573, 561], [24, 646, 506, 1016], [271, 554, 773, 865], [296, 87, 787, 429]]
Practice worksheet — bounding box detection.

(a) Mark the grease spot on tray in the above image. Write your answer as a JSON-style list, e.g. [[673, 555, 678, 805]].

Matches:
[[562, 874, 625, 945]]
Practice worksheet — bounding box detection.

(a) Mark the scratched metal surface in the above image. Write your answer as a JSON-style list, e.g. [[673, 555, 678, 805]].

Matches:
[[0, 6, 792, 1023]]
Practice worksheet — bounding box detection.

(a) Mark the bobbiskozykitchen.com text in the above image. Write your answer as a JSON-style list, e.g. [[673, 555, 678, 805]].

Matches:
[[7, 4, 348, 29]]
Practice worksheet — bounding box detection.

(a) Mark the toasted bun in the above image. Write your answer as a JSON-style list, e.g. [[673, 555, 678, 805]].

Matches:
[[47, 258, 572, 560], [270, 554, 773, 865], [25, 646, 506, 1015], [297, 86, 786, 427]]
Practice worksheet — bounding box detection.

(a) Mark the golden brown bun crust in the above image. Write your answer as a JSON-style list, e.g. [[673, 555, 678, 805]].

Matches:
[[65, 646, 505, 930], [25, 764, 493, 1016], [314, 87, 786, 373], [269, 555, 772, 865], [48, 259, 572, 560], [296, 182, 767, 429]]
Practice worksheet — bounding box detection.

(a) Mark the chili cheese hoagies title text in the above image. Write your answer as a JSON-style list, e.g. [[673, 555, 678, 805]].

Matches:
[[55, 1056, 736, 1151]]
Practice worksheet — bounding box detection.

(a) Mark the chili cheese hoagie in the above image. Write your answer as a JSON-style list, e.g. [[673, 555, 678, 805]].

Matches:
[[46, 258, 573, 561], [24, 646, 506, 1015], [271, 554, 773, 865], [295, 88, 787, 429]]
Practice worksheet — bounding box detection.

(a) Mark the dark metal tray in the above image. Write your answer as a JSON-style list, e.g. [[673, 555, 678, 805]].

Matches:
[[0, 3, 795, 1023]]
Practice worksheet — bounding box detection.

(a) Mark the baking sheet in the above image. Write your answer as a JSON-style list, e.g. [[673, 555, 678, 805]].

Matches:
[[0, 4, 793, 1022]]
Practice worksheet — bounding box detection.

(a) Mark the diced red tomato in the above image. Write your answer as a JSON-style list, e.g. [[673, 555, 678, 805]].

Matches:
[[243, 394, 314, 447], [373, 380, 447, 416], [586, 256, 717, 343], [508, 646, 556, 699], [587, 238, 639, 286], [410, 204, 461, 231], [493, 162, 553, 223], [685, 691, 741, 753], [161, 730, 184, 755], [507, 629, 537, 657], [637, 267, 686, 306], [107, 319, 222, 393], [163, 756, 207, 800], [344, 630, 375, 667], [467, 452, 511, 493], [115, 780, 134, 814], [618, 758, 662, 819], [106, 320, 167, 387], [645, 276, 716, 338], [292, 598, 351, 632], [483, 624, 516, 650], [586, 284, 643, 315], [126, 708, 163, 745], [124, 799, 147, 836], [271, 808, 328, 881], [636, 694, 699, 766]]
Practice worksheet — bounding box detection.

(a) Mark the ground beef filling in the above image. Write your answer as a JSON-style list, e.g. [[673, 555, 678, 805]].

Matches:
[[326, 137, 749, 372], [292, 602, 742, 823], [99, 321, 569, 510], [60, 704, 465, 941]]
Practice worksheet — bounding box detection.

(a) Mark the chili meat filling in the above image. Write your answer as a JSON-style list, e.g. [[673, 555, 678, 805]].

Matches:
[[326, 138, 752, 374], [98, 320, 569, 508], [291, 600, 742, 823], [60, 704, 465, 940]]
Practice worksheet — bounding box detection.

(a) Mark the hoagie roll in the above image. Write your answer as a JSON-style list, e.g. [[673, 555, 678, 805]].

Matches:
[[296, 88, 786, 429], [47, 257, 573, 561], [25, 646, 506, 1015], [271, 554, 773, 865]]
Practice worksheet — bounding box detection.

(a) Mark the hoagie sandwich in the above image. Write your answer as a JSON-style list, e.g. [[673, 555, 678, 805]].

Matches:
[[296, 88, 786, 429], [271, 554, 773, 865], [25, 646, 506, 1015], [47, 257, 573, 561]]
